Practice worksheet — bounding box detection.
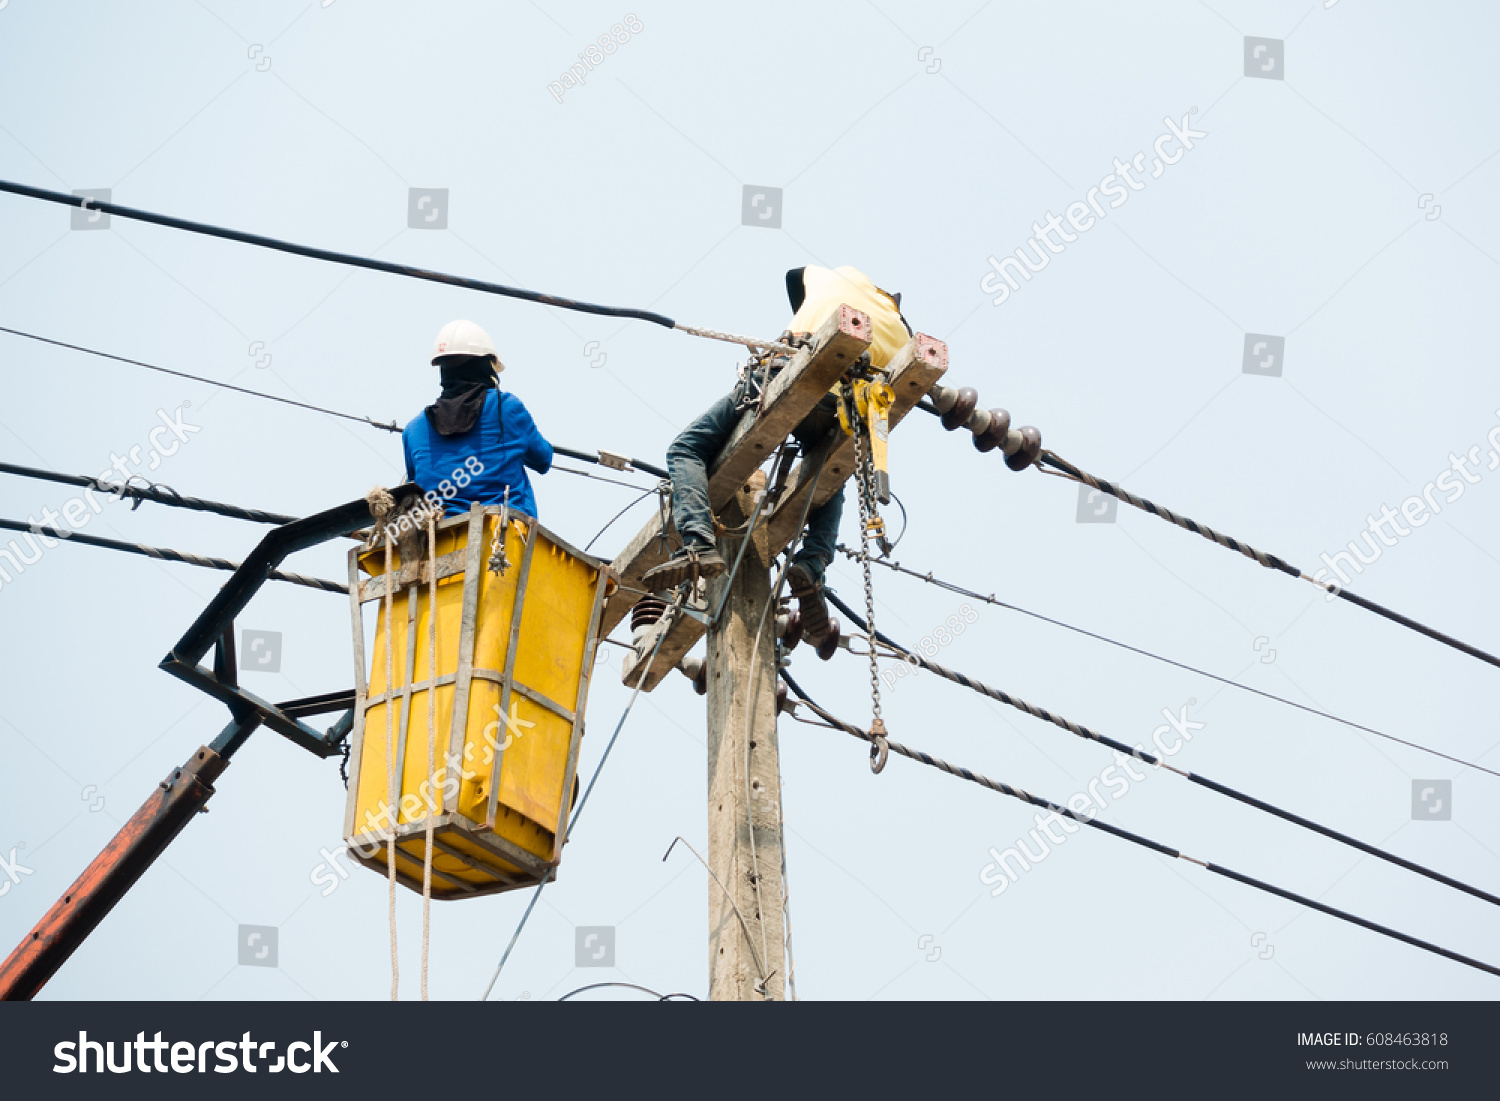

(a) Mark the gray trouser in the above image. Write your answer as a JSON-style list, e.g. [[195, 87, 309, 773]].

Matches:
[[666, 377, 843, 583]]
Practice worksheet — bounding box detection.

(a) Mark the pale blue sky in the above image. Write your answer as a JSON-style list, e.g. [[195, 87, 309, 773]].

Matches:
[[1, 0, 1497, 1000]]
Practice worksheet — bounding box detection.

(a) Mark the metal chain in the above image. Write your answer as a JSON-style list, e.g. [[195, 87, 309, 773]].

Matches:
[[847, 392, 889, 774]]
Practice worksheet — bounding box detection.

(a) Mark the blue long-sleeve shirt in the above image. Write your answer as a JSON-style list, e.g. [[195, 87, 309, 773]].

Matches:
[[402, 389, 552, 518]]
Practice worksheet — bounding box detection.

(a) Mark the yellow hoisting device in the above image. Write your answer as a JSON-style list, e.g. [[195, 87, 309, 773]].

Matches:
[[342, 504, 609, 899], [793, 263, 907, 509], [836, 378, 895, 506]]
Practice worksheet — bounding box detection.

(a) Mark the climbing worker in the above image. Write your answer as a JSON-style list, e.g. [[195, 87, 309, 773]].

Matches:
[[643, 266, 912, 643], [402, 319, 554, 518]]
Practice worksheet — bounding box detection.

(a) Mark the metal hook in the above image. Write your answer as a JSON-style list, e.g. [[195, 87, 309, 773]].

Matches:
[[869, 717, 889, 774]]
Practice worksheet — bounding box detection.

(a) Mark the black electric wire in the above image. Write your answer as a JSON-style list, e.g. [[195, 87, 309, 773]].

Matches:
[[912, 397, 1500, 672], [833, 544, 1500, 780], [0, 325, 401, 432], [780, 673, 1500, 981], [0, 460, 300, 526], [1036, 448, 1500, 672], [552, 445, 669, 481], [584, 488, 657, 554], [1, 456, 666, 570], [0, 180, 678, 328], [0, 179, 795, 357], [550, 462, 656, 493], [0, 517, 346, 593], [556, 982, 699, 1002], [825, 589, 1500, 910], [1, 326, 674, 487], [887, 490, 908, 551]]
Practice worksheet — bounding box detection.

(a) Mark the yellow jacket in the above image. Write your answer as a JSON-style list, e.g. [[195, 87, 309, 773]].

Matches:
[[787, 265, 910, 369]]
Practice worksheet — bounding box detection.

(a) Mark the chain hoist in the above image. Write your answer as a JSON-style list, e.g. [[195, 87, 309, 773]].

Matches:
[[843, 384, 890, 774], [836, 372, 896, 555]]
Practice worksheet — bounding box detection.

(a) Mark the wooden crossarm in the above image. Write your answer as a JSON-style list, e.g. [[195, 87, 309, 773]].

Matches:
[[605, 335, 949, 692], [705, 304, 872, 509], [763, 333, 948, 559], [599, 306, 872, 640]]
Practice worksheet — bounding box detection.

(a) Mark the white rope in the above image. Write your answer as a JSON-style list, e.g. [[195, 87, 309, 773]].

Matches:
[[364, 486, 396, 549], [382, 527, 399, 1001], [673, 322, 796, 355], [421, 515, 438, 1001]]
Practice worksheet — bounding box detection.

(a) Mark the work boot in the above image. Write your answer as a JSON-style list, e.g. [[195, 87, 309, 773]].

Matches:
[[642, 543, 726, 592], [785, 560, 832, 644]]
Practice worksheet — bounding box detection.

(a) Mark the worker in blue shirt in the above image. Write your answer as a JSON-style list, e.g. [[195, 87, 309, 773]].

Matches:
[[402, 319, 553, 518]]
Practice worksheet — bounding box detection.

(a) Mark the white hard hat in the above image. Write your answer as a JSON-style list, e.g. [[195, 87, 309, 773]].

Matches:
[[430, 319, 503, 370]]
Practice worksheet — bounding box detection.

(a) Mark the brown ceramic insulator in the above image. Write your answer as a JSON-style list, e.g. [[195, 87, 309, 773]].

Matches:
[[776, 679, 790, 714], [941, 386, 978, 431], [1004, 426, 1043, 471], [816, 616, 842, 662], [693, 664, 708, 696], [631, 597, 667, 632], [780, 608, 802, 652], [972, 408, 1011, 452]]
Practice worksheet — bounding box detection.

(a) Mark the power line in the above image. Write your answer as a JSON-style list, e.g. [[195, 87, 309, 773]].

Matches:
[[835, 545, 1500, 779], [781, 672, 1500, 982], [0, 457, 665, 574], [584, 488, 657, 553], [908, 396, 1500, 671], [825, 589, 1500, 909], [0, 179, 793, 355], [553, 445, 668, 482], [0, 517, 346, 593], [0, 325, 401, 432], [550, 462, 656, 493], [0, 325, 674, 484], [556, 982, 699, 1001], [1035, 449, 1500, 672], [0, 460, 300, 526]]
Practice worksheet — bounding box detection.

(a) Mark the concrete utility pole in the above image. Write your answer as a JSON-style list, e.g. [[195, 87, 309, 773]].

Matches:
[[603, 306, 947, 1002], [705, 477, 785, 1001]]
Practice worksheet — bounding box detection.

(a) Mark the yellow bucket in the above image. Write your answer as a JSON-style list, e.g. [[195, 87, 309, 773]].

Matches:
[[342, 505, 608, 899]]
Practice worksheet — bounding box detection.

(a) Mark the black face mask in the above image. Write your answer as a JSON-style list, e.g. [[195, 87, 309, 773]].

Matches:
[[425, 356, 498, 436]]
